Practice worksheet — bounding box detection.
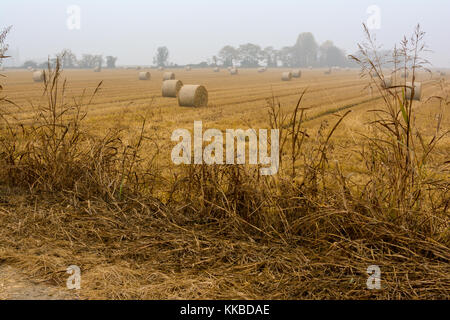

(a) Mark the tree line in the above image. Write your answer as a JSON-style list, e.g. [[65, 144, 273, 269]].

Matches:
[[217, 32, 352, 68], [153, 32, 354, 68], [20, 32, 353, 69], [22, 49, 118, 69]]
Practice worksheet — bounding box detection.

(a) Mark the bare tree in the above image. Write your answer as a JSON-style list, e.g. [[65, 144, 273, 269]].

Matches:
[[153, 47, 169, 67], [0, 26, 12, 65], [106, 56, 118, 68]]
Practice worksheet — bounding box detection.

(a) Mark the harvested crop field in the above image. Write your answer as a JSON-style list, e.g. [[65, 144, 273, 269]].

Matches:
[[0, 65, 449, 300]]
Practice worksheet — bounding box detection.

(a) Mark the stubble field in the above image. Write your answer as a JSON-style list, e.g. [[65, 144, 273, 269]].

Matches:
[[0, 67, 448, 300]]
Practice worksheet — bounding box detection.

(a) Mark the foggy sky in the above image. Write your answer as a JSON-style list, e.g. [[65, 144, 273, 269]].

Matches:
[[1, 0, 449, 67]]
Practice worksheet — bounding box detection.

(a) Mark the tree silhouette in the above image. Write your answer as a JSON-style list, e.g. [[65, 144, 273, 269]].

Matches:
[[154, 47, 169, 67], [219, 45, 238, 67], [292, 32, 318, 67], [106, 56, 118, 68]]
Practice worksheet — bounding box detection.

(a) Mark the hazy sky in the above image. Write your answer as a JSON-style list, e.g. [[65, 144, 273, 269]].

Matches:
[[1, 0, 449, 67]]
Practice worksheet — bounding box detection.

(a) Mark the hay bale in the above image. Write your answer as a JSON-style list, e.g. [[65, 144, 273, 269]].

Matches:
[[405, 82, 421, 101], [214, 67, 220, 72], [227, 66, 232, 71], [33, 70, 44, 82], [324, 69, 332, 75], [178, 85, 208, 107], [292, 69, 302, 78], [163, 72, 175, 81], [94, 66, 101, 72], [136, 66, 142, 70], [162, 80, 183, 98], [185, 66, 191, 71], [158, 66, 164, 71], [308, 66, 313, 70], [139, 72, 151, 80], [230, 68, 238, 75], [258, 67, 267, 73], [281, 72, 292, 81]]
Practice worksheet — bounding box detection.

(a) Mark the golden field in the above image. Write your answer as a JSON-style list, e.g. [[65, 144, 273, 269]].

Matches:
[[0, 66, 448, 300], [3, 67, 449, 147]]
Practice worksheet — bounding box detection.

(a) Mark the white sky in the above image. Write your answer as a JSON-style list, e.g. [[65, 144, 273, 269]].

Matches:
[[1, 0, 449, 67]]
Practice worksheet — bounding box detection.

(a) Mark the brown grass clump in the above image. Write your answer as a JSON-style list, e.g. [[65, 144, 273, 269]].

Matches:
[[0, 25, 448, 300]]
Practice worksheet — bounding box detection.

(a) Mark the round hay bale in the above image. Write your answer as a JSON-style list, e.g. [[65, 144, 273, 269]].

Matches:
[[33, 70, 45, 82], [94, 66, 101, 72], [227, 66, 232, 71], [405, 82, 421, 101], [162, 80, 183, 98], [139, 72, 151, 80], [185, 66, 191, 71], [258, 67, 266, 73], [158, 66, 164, 71], [292, 69, 302, 78], [230, 68, 238, 75], [308, 66, 313, 70], [214, 67, 220, 72], [281, 72, 292, 81], [178, 85, 208, 107], [163, 72, 175, 81]]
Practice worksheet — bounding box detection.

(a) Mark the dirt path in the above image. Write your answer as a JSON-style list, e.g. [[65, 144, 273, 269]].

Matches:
[[0, 265, 78, 300]]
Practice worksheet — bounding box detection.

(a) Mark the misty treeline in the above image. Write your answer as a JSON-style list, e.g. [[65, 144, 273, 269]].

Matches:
[[217, 32, 353, 68], [22, 49, 118, 69], [18, 32, 388, 69], [155, 32, 357, 68]]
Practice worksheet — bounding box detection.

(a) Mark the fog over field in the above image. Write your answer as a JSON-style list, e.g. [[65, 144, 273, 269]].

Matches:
[[1, 0, 449, 67]]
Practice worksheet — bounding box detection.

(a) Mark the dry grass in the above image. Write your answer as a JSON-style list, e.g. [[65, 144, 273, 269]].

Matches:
[[0, 26, 448, 300]]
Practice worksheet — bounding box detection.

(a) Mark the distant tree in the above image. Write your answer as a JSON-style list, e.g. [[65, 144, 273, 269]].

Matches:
[[218, 45, 238, 67], [37, 62, 48, 69], [292, 32, 318, 67], [0, 26, 12, 64], [237, 43, 262, 67], [319, 41, 347, 67], [56, 49, 78, 68], [23, 60, 38, 69], [278, 46, 294, 67], [106, 56, 118, 68], [153, 47, 169, 67], [263, 46, 278, 67], [79, 54, 103, 69]]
